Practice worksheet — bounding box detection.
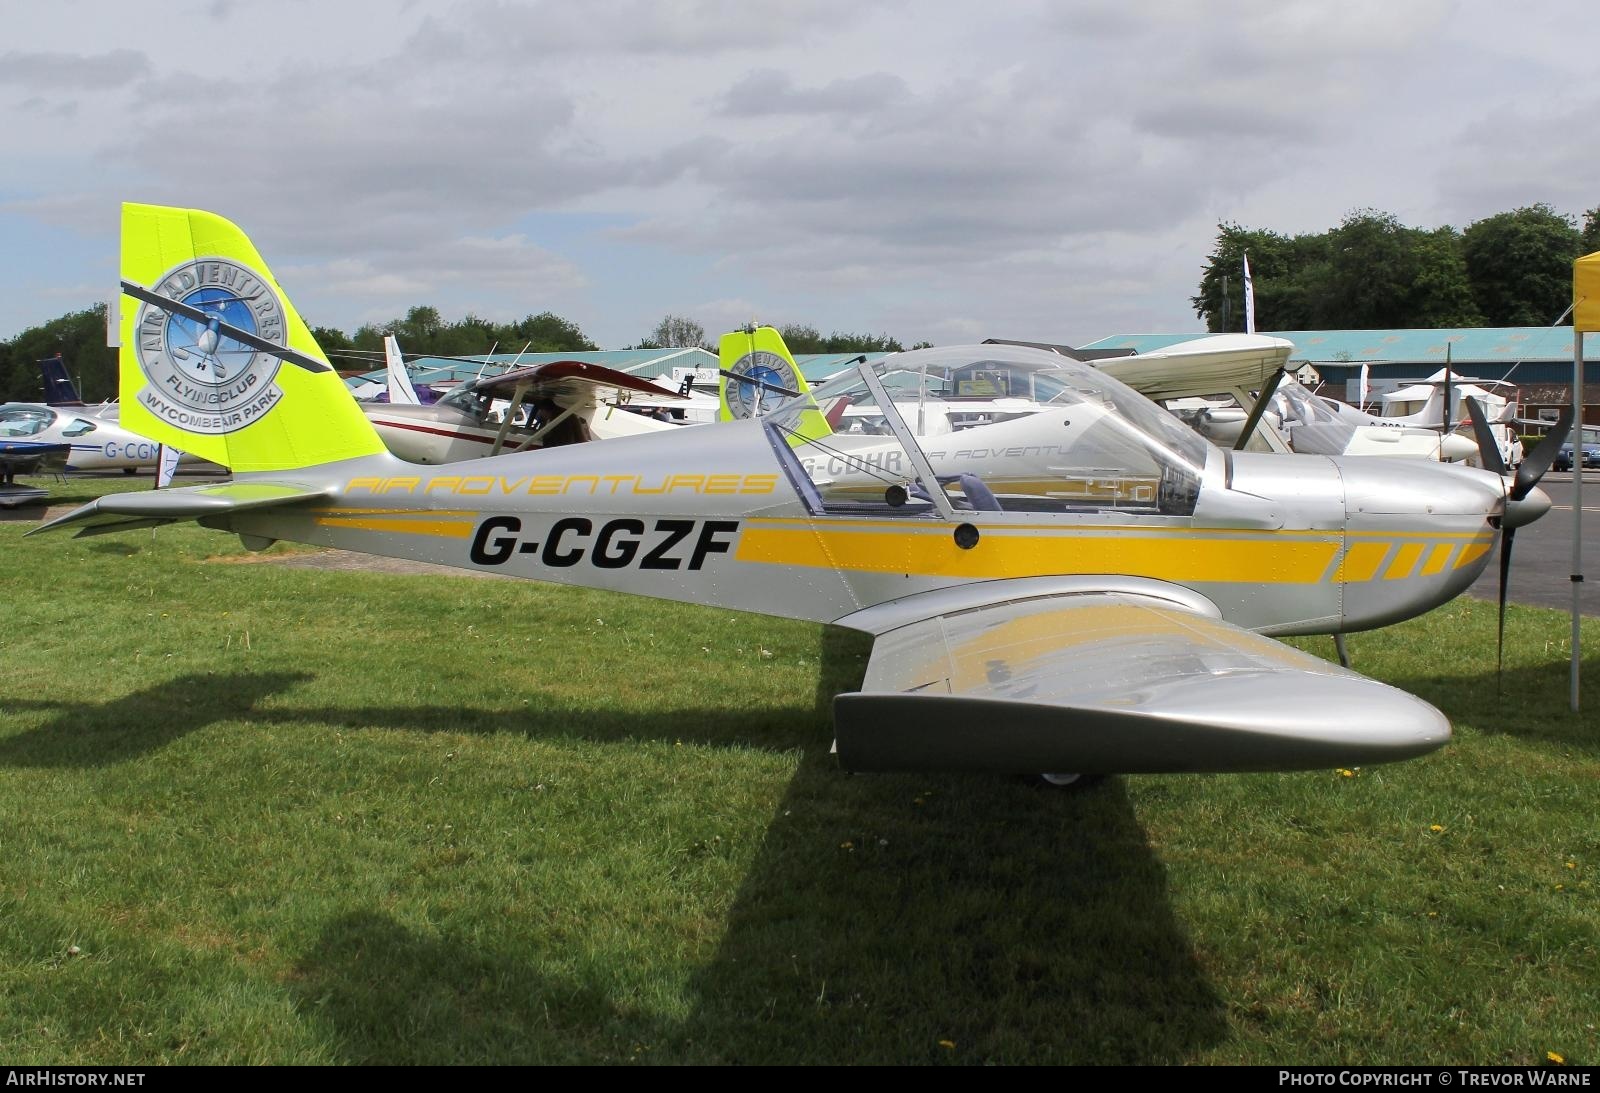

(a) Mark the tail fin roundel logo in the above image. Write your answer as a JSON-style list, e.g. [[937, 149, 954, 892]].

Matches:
[[133, 258, 287, 435]]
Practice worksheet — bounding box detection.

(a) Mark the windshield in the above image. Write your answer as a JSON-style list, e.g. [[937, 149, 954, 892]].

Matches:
[[0, 408, 55, 437], [764, 347, 1210, 517], [439, 385, 491, 419]]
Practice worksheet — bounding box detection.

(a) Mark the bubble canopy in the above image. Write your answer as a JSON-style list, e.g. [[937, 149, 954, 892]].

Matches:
[[760, 345, 1213, 517]]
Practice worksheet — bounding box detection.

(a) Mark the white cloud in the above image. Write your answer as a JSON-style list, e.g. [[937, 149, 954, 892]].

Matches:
[[0, 48, 149, 87]]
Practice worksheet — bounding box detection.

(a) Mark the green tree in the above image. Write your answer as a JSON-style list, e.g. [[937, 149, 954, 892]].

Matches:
[[1196, 212, 1486, 331], [777, 323, 903, 353], [1582, 206, 1600, 255], [310, 325, 353, 357], [1381, 223, 1482, 328], [1307, 211, 1478, 328], [1192, 224, 1325, 331], [392, 305, 447, 353], [502, 312, 597, 352], [347, 308, 597, 359], [1461, 204, 1582, 326], [776, 323, 824, 352], [645, 314, 707, 349], [0, 304, 116, 403], [351, 322, 387, 354]]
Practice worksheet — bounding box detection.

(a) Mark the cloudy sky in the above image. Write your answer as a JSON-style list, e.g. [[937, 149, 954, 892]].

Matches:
[[1, 0, 1594, 349]]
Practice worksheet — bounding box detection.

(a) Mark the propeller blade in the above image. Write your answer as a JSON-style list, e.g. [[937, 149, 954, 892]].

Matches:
[[120, 280, 331, 374], [1513, 406, 1574, 500], [1496, 526, 1515, 690], [1463, 396, 1506, 475]]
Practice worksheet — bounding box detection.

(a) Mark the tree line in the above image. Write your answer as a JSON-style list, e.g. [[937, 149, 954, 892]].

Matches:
[[1194, 203, 1600, 332]]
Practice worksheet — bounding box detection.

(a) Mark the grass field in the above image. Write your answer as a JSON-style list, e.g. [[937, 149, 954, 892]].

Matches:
[[1, 476, 1597, 1064]]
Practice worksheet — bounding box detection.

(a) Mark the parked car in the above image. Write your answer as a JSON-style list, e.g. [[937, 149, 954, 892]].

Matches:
[[1554, 442, 1600, 471]]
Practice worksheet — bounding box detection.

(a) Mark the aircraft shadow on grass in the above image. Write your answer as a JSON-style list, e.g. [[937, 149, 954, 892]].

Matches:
[[1, 676, 828, 766], [0, 626, 872, 766], [291, 769, 1225, 1064], [1, 644, 1226, 1061], [287, 627, 1225, 1064], [0, 671, 313, 768]]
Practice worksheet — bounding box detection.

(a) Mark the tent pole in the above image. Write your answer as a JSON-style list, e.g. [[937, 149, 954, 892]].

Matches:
[[1573, 329, 1585, 712]]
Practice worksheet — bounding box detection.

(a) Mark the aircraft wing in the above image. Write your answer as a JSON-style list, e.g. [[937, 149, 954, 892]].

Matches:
[[833, 591, 1448, 774], [27, 480, 330, 538], [1095, 334, 1291, 401], [0, 440, 70, 475], [477, 361, 687, 405]]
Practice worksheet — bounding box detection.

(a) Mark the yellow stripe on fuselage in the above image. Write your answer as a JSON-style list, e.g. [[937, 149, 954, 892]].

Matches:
[[1335, 542, 1390, 583], [734, 518, 1492, 586], [1384, 543, 1427, 580], [737, 521, 1339, 584], [1456, 542, 1494, 570], [1420, 543, 1454, 576], [313, 513, 477, 539]]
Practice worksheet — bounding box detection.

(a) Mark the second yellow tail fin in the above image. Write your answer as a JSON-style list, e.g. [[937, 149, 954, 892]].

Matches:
[[119, 202, 387, 474], [717, 325, 832, 445]]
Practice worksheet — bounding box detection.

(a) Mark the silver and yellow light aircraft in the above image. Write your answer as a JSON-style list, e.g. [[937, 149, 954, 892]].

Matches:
[[32, 204, 1567, 780]]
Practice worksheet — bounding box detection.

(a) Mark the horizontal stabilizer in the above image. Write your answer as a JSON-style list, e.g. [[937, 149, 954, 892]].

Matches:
[[835, 592, 1449, 774], [28, 480, 329, 539]]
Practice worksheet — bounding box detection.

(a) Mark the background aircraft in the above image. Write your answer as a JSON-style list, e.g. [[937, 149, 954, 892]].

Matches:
[[37, 203, 1569, 785], [0, 428, 68, 507], [1085, 339, 1480, 462], [1267, 378, 1480, 462], [1373, 370, 1523, 468], [0, 400, 168, 474], [33, 355, 214, 475], [362, 358, 685, 464]]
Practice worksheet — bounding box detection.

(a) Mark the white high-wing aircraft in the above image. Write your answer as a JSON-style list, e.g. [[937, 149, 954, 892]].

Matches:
[[361, 358, 685, 464], [40, 203, 1570, 785], [1086, 338, 1479, 462]]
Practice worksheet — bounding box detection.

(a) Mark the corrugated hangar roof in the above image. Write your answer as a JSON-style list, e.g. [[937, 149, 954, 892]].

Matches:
[[1081, 328, 1599, 364]]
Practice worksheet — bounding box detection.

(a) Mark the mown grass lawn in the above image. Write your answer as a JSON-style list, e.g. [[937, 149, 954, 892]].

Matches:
[[1, 476, 1596, 1064]]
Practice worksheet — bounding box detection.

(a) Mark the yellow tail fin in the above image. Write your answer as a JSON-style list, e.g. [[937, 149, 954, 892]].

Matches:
[[119, 203, 386, 473], [717, 325, 831, 445]]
